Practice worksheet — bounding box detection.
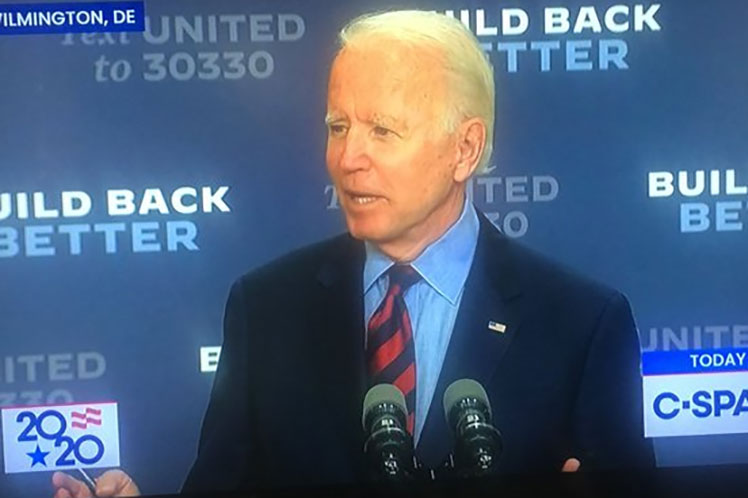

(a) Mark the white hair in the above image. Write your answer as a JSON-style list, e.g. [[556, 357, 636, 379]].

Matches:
[[337, 10, 495, 174]]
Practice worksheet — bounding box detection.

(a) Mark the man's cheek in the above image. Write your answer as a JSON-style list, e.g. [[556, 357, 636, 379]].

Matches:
[[325, 145, 342, 172], [325, 159, 339, 178]]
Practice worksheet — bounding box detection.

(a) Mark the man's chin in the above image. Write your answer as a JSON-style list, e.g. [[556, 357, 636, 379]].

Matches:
[[347, 227, 384, 242], [344, 220, 395, 245]]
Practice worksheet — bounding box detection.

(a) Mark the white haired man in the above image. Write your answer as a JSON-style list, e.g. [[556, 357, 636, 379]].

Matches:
[[52, 10, 654, 497]]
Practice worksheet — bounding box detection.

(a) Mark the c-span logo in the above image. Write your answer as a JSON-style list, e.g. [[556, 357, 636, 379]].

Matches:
[[642, 349, 748, 437], [1, 402, 120, 473]]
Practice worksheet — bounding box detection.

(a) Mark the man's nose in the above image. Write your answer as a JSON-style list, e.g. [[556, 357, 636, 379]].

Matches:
[[338, 127, 371, 172]]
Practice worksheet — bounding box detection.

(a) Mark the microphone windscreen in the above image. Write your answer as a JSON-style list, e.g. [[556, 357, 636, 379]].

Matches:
[[443, 378, 491, 421], [362, 383, 407, 429]]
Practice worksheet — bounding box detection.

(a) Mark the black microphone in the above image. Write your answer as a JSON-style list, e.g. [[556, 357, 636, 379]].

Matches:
[[443, 379, 503, 476], [362, 384, 417, 480]]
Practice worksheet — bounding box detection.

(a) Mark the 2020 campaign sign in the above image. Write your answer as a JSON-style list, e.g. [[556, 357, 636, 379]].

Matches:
[[2, 402, 120, 473]]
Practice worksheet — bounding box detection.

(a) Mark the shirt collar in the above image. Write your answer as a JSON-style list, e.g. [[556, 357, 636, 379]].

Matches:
[[363, 200, 480, 305]]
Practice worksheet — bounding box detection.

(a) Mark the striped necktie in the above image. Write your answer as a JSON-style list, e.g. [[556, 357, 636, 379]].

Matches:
[[366, 264, 421, 434]]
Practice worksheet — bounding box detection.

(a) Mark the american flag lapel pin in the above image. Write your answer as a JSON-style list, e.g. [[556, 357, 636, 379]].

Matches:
[[488, 321, 506, 334]]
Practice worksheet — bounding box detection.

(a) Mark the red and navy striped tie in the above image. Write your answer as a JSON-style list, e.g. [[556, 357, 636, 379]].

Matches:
[[367, 264, 421, 434]]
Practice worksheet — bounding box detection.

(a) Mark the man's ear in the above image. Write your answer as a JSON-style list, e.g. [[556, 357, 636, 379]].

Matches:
[[452, 117, 486, 183]]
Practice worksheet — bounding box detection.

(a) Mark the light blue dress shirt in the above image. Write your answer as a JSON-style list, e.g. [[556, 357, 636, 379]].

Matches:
[[363, 200, 480, 445]]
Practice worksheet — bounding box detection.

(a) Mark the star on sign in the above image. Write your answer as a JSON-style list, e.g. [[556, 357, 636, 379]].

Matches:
[[27, 444, 50, 467]]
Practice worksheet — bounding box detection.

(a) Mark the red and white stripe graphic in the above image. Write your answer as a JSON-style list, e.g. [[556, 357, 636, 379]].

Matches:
[[71, 407, 102, 429]]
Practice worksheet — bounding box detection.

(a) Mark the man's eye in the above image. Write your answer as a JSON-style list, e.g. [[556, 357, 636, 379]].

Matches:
[[328, 124, 347, 136], [372, 126, 394, 137]]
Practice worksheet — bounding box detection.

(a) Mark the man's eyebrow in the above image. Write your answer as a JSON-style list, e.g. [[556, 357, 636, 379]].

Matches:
[[323, 113, 407, 131], [371, 114, 405, 131], [324, 113, 346, 125]]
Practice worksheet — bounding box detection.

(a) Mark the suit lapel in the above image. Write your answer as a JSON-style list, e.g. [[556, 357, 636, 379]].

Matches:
[[313, 235, 368, 476], [416, 215, 528, 469]]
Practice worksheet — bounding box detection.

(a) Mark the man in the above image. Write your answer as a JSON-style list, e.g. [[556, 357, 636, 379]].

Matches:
[[52, 9, 654, 497]]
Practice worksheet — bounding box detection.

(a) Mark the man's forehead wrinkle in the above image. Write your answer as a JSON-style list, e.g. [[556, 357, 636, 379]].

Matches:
[[326, 59, 358, 122], [326, 40, 449, 134]]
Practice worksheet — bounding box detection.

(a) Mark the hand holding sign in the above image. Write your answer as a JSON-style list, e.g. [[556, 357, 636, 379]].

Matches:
[[52, 470, 140, 498]]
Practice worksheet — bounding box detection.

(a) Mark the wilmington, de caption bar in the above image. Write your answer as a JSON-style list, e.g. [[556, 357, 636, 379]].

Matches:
[[0, 2, 144, 34]]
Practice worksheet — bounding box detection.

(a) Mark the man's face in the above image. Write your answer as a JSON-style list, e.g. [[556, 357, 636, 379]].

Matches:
[[326, 40, 464, 252]]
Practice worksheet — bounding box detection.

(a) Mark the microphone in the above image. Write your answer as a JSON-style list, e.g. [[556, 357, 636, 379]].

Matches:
[[443, 379, 503, 476], [362, 384, 417, 480]]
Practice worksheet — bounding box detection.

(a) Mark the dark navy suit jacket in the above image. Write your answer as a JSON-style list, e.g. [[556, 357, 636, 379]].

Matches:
[[182, 213, 655, 492]]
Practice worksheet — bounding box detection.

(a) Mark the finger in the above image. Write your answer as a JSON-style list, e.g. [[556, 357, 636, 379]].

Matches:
[[119, 475, 141, 497], [52, 472, 92, 498], [561, 457, 581, 472], [94, 471, 119, 497], [95, 470, 140, 497], [54, 488, 73, 498]]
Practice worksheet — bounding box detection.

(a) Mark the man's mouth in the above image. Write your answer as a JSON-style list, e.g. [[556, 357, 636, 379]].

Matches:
[[352, 195, 379, 205], [345, 191, 384, 206]]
